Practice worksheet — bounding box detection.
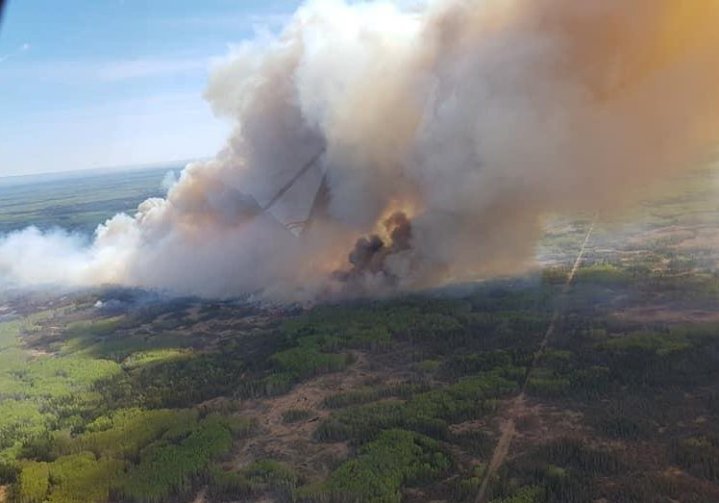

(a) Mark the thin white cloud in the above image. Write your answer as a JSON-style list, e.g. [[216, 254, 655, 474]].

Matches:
[[0, 42, 30, 64], [0, 56, 210, 83], [97, 57, 208, 82], [157, 12, 291, 32], [0, 90, 231, 176], [11, 91, 207, 123]]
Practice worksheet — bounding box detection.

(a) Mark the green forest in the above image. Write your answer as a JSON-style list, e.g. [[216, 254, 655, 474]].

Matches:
[[1, 250, 719, 501]]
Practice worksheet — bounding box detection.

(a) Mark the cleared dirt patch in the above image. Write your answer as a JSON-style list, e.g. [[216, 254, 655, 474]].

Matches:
[[660, 466, 719, 501], [613, 305, 719, 324], [512, 402, 586, 450], [232, 352, 373, 479]]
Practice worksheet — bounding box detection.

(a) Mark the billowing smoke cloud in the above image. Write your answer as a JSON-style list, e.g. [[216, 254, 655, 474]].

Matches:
[[3, 0, 719, 300]]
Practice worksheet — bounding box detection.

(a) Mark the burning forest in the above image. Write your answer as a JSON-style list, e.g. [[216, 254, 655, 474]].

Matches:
[[2, 0, 719, 300]]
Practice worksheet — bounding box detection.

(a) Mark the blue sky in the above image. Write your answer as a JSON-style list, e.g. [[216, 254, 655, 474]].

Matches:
[[0, 0, 303, 176]]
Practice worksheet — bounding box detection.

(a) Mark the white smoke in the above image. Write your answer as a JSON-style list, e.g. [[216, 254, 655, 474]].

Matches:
[[2, 0, 719, 299]]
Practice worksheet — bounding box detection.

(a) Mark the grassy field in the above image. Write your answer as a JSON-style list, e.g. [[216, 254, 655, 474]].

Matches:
[[0, 167, 718, 502]]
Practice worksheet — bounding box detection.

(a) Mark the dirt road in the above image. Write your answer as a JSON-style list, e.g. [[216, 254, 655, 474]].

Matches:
[[475, 220, 595, 503]]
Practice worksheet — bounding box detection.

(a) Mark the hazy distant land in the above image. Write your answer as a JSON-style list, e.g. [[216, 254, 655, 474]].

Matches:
[[0, 166, 179, 235]]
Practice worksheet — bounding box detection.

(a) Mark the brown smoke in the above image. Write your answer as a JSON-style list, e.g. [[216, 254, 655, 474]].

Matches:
[[2, 0, 719, 299]]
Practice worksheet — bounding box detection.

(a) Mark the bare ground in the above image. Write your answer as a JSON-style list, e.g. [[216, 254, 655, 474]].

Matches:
[[613, 305, 719, 324], [512, 401, 587, 450], [191, 486, 208, 503], [231, 352, 374, 480]]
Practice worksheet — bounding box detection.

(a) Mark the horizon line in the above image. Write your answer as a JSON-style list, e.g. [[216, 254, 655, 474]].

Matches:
[[0, 157, 209, 181]]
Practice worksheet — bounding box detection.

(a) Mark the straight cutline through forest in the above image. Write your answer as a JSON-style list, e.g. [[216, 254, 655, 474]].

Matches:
[[475, 219, 596, 503]]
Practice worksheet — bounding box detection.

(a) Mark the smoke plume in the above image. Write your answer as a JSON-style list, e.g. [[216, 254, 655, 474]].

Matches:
[[3, 0, 719, 300]]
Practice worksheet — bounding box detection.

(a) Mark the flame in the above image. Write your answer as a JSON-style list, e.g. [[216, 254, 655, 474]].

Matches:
[[374, 197, 421, 242]]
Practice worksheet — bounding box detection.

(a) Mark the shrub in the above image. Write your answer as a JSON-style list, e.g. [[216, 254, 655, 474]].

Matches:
[[16, 460, 49, 503], [282, 409, 313, 423]]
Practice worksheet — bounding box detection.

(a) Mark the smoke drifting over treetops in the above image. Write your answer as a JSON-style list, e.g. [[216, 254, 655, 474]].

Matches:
[[2, 0, 719, 300]]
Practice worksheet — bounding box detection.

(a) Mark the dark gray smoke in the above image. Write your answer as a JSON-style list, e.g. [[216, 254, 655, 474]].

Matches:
[[333, 211, 414, 295]]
